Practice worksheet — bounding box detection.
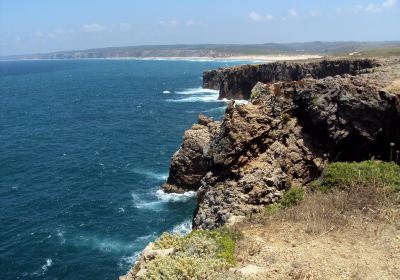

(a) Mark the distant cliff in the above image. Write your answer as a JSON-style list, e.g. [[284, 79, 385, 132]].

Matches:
[[3, 41, 400, 60], [203, 59, 379, 100]]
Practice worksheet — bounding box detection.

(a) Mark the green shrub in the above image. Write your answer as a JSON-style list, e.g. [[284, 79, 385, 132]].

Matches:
[[144, 255, 229, 280], [154, 232, 182, 249], [143, 228, 241, 279], [280, 187, 305, 207], [311, 160, 400, 192], [265, 203, 282, 215], [264, 188, 305, 216], [186, 228, 240, 265]]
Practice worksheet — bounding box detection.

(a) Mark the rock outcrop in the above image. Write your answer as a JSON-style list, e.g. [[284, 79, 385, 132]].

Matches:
[[165, 58, 400, 229], [203, 59, 379, 100]]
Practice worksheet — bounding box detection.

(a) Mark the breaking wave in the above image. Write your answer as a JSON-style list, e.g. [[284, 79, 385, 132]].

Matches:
[[175, 87, 219, 95], [155, 189, 197, 202], [130, 168, 168, 181], [171, 219, 192, 235], [131, 190, 196, 210]]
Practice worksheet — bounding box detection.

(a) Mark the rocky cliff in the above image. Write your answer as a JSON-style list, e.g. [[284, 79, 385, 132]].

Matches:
[[164, 58, 400, 229], [203, 59, 379, 100]]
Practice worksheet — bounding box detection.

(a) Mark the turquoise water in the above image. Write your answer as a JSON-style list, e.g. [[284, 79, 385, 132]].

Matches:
[[0, 59, 245, 279]]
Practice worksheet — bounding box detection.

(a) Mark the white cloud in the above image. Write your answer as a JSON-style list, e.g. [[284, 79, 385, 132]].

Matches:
[[82, 23, 105, 32], [382, 0, 397, 7], [185, 19, 205, 27], [35, 31, 44, 38], [356, 0, 397, 13], [309, 9, 322, 17], [249, 11, 273, 22], [159, 19, 179, 28], [288, 8, 298, 17], [118, 23, 131, 32], [47, 29, 68, 39]]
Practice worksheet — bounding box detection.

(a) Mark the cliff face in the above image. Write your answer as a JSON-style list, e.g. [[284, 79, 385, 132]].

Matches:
[[203, 59, 379, 100], [164, 58, 400, 229]]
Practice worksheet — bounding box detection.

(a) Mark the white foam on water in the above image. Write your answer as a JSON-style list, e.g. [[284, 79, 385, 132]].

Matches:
[[118, 252, 140, 270], [32, 258, 53, 276], [171, 219, 192, 235], [131, 192, 165, 210], [175, 87, 219, 95], [56, 229, 66, 245], [135, 233, 157, 243], [130, 168, 168, 181], [167, 94, 222, 103], [155, 189, 197, 203], [162, 90, 171, 94], [74, 235, 134, 253], [167, 87, 251, 104], [131, 189, 196, 211]]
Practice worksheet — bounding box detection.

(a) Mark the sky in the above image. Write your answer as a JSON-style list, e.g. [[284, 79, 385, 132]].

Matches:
[[0, 0, 399, 56]]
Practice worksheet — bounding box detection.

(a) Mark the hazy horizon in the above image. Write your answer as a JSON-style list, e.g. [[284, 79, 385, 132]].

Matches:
[[1, 0, 399, 56]]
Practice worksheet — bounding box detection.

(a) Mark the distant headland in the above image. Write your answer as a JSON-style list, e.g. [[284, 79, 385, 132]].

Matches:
[[2, 41, 400, 61]]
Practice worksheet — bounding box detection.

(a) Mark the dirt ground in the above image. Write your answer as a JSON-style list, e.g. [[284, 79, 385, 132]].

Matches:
[[230, 189, 400, 280]]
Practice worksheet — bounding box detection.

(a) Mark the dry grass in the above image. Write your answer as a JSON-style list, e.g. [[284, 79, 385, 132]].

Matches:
[[279, 186, 396, 234], [231, 181, 400, 279]]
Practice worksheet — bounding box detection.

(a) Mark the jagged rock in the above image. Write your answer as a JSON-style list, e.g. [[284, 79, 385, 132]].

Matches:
[[203, 59, 379, 100], [162, 115, 218, 193], [163, 58, 400, 229], [193, 92, 325, 229]]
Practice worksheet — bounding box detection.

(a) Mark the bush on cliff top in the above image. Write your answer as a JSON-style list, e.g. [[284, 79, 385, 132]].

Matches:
[[146, 228, 241, 279], [311, 160, 400, 192], [265, 187, 305, 215]]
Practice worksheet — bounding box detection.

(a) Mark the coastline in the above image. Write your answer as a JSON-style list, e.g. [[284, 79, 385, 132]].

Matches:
[[0, 54, 323, 63]]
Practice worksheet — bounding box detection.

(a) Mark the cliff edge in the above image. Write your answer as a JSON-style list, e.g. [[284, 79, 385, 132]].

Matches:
[[163, 57, 400, 229]]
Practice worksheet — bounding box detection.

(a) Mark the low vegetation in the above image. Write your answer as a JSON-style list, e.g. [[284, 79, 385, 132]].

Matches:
[[260, 160, 400, 234], [311, 160, 400, 192], [144, 228, 241, 279]]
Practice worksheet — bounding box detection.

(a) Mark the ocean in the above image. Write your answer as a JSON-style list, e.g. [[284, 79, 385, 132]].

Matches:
[[0, 59, 249, 279]]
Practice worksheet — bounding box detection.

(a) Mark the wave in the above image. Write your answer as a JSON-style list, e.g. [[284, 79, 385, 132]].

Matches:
[[155, 189, 197, 202], [131, 192, 165, 211], [175, 87, 219, 95], [162, 90, 171, 94], [32, 259, 53, 276], [130, 168, 168, 181], [118, 252, 141, 270], [167, 87, 250, 104], [73, 235, 134, 253], [167, 94, 222, 103], [131, 190, 196, 210], [171, 219, 192, 235]]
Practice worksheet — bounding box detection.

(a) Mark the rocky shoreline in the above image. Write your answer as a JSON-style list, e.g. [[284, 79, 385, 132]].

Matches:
[[163, 57, 400, 229], [122, 57, 400, 278]]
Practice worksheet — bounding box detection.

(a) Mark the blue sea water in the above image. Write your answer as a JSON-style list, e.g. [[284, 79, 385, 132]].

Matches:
[[0, 59, 248, 279]]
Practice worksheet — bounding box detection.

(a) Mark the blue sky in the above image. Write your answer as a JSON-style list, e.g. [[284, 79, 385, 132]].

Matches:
[[0, 0, 399, 55]]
